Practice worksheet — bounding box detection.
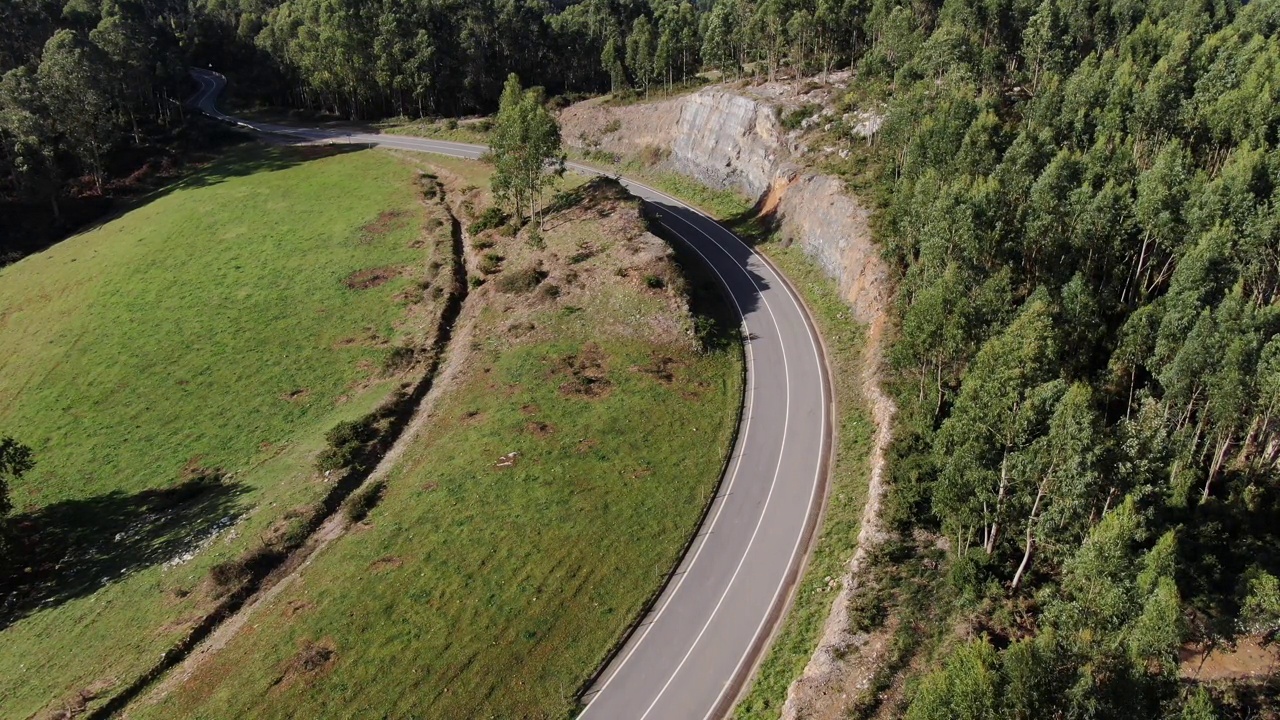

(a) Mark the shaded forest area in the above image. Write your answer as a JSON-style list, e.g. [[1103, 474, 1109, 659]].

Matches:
[[841, 1, 1280, 718], [1, 0, 227, 262], [0, 0, 721, 263], [2, 0, 876, 262]]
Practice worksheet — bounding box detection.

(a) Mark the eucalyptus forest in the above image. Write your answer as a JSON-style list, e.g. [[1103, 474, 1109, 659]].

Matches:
[[868, 3, 1280, 718], [2, 0, 1278, 717]]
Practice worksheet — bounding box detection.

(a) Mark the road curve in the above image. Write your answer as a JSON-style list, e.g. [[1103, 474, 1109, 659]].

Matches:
[[191, 69, 832, 720]]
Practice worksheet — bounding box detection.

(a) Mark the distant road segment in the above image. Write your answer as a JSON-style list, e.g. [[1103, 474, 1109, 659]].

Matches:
[[191, 68, 833, 720]]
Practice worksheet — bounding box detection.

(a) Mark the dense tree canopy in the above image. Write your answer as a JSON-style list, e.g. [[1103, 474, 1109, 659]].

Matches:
[[0, 0, 702, 255], [817, 1, 1280, 717], [1, 0, 187, 221]]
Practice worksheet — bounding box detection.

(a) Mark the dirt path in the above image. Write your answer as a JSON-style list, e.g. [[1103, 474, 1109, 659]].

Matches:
[[135, 312, 479, 712], [780, 317, 896, 720], [127, 172, 482, 715]]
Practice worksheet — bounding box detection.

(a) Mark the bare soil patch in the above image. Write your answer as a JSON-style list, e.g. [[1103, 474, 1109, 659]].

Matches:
[[1181, 636, 1280, 682], [369, 556, 403, 574], [551, 343, 612, 398], [282, 599, 313, 620], [358, 209, 409, 244], [272, 639, 337, 690], [526, 421, 556, 438], [37, 677, 118, 720], [638, 355, 682, 383], [344, 266, 401, 290]]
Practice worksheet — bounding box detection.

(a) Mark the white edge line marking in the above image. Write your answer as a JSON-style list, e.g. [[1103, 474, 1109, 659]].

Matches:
[[590, 169, 828, 718], [195, 78, 830, 719], [685, 220, 829, 720], [633, 210, 792, 720], [577, 215, 758, 717]]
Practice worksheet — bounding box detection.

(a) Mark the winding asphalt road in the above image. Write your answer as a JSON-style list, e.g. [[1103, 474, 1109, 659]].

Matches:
[[191, 69, 832, 720]]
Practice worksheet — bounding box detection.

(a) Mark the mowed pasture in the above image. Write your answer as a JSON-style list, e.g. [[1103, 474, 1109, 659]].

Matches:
[[134, 173, 744, 718], [0, 143, 450, 717]]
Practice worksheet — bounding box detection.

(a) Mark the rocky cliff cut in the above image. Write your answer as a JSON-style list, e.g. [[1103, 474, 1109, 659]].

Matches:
[[561, 87, 888, 328]]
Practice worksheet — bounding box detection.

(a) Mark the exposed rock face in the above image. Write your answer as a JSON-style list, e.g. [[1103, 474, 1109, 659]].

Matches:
[[670, 89, 789, 199], [559, 95, 680, 156], [770, 173, 888, 328], [562, 81, 896, 720], [561, 87, 889, 328]]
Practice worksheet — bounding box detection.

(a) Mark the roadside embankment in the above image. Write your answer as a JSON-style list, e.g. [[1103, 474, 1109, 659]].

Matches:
[[562, 80, 898, 719]]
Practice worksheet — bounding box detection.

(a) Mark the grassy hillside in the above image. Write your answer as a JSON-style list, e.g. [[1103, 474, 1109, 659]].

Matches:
[[132, 172, 744, 719], [0, 143, 450, 718]]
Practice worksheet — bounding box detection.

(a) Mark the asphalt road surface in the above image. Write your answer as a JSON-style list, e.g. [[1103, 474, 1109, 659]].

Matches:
[[191, 69, 833, 720]]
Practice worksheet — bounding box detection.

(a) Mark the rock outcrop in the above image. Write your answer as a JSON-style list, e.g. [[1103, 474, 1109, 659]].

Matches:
[[562, 86, 889, 328], [669, 89, 789, 198], [561, 81, 896, 720]]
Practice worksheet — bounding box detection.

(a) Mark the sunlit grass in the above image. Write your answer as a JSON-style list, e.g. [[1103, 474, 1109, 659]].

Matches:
[[0, 144, 441, 717]]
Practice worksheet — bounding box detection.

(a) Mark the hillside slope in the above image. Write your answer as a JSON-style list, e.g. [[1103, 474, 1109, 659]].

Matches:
[[0, 144, 454, 718], [129, 167, 744, 719]]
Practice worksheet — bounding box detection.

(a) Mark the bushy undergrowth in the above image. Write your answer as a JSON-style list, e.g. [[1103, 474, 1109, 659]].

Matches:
[[468, 206, 507, 235]]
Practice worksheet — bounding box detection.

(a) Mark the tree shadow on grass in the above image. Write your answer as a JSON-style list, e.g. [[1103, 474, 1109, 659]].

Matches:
[[169, 141, 372, 193], [0, 475, 249, 629], [1, 137, 374, 269]]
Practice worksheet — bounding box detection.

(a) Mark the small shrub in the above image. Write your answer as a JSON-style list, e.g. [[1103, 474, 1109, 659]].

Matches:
[[539, 283, 561, 299], [638, 145, 667, 166], [208, 545, 284, 598], [382, 346, 417, 373], [781, 103, 819, 131], [644, 274, 665, 289], [468, 275, 484, 288], [472, 236, 495, 250], [317, 417, 380, 472], [343, 481, 386, 523], [468, 206, 507, 235], [602, 118, 622, 134], [444, 118, 459, 131], [474, 118, 493, 133], [527, 228, 545, 249], [589, 149, 622, 164], [479, 252, 503, 275], [495, 264, 548, 294]]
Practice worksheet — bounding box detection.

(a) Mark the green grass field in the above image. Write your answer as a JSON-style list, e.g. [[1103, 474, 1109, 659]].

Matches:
[[133, 173, 743, 719], [0, 143, 449, 717]]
